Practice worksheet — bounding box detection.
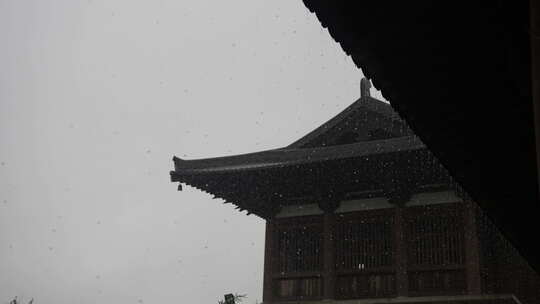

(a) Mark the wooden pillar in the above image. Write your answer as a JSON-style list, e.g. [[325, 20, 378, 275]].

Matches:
[[322, 211, 336, 299], [463, 201, 482, 294], [394, 206, 408, 296], [263, 220, 275, 303]]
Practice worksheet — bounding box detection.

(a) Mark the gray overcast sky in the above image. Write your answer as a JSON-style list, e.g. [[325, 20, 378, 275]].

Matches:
[[0, 1, 384, 303]]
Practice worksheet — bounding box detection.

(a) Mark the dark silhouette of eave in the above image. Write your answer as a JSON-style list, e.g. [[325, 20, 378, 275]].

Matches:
[[301, 0, 540, 273]]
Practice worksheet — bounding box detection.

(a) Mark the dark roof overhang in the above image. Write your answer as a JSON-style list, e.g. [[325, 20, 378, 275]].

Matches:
[[301, 0, 540, 273], [170, 137, 452, 218]]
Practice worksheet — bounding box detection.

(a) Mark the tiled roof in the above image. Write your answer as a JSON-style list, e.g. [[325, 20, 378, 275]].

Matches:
[[288, 95, 405, 148], [171, 136, 424, 176]]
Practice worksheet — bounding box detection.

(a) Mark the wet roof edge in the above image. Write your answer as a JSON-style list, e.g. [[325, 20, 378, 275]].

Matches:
[[171, 135, 425, 175]]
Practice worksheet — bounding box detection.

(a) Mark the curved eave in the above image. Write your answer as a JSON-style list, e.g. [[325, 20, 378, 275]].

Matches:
[[171, 178, 265, 217], [171, 136, 424, 176]]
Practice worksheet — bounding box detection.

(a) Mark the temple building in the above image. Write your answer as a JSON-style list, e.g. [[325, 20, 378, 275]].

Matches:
[[170, 79, 540, 303]]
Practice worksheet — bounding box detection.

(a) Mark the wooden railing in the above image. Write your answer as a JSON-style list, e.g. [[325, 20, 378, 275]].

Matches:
[[407, 269, 466, 295], [273, 276, 322, 300], [336, 272, 396, 299]]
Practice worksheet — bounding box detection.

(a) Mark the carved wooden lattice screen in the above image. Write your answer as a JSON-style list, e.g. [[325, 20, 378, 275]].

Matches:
[[273, 216, 323, 300], [334, 209, 396, 299], [405, 203, 466, 295]]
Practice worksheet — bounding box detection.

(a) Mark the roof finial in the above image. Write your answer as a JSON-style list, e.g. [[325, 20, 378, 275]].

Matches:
[[360, 77, 371, 98]]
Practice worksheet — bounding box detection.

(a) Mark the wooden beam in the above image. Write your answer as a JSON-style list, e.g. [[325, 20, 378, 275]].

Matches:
[[463, 201, 482, 294], [394, 206, 408, 296], [322, 212, 336, 299], [263, 220, 275, 303]]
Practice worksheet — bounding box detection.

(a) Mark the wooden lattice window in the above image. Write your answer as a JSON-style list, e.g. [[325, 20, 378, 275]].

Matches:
[[334, 209, 396, 298], [405, 203, 466, 295], [273, 216, 323, 300]]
